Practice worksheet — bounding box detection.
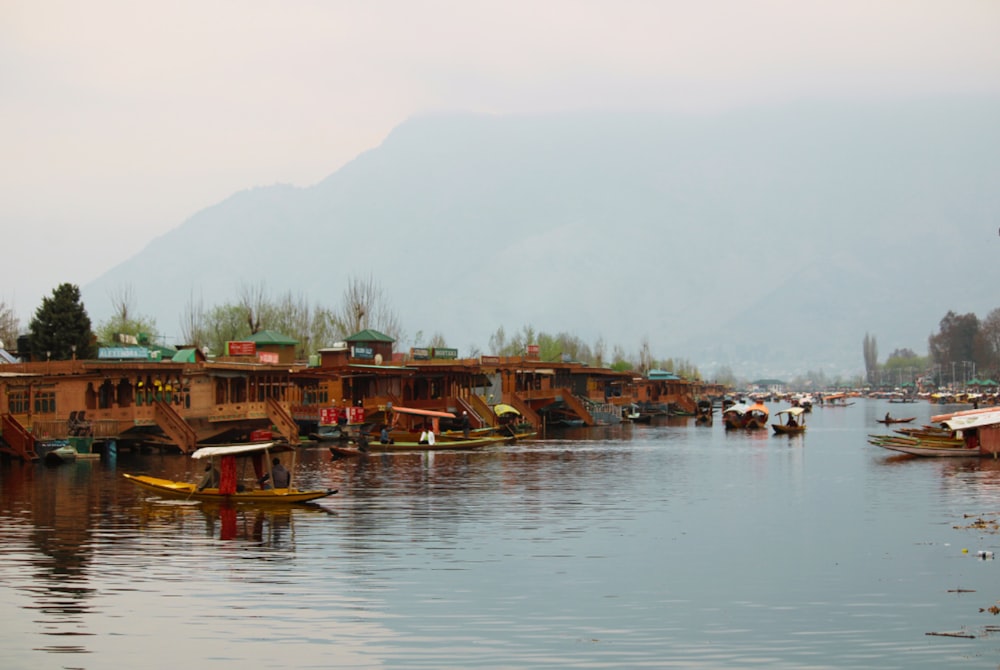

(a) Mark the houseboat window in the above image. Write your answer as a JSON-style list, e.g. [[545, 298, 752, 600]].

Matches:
[[34, 391, 56, 414], [8, 390, 29, 414], [116, 379, 133, 407]]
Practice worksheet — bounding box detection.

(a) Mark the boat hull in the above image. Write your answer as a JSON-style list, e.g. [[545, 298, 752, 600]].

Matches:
[[354, 435, 508, 452], [123, 474, 337, 503], [771, 423, 805, 435]]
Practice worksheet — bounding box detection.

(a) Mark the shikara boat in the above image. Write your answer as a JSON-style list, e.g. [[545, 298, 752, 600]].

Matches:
[[876, 416, 916, 424], [41, 440, 78, 465], [331, 433, 507, 456], [867, 434, 977, 457], [124, 442, 337, 503], [723, 402, 769, 430], [772, 407, 806, 435]]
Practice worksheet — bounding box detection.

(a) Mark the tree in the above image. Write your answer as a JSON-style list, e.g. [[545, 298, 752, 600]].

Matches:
[[336, 275, 403, 341], [96, 284, 158, 344], [29, 283, 96, 360], [980, 307, 1000, 378], [179, 290, 208, 348], [928, 311, 984, 384], [862, 333, 878, 386], [0, 299, 19, 349]]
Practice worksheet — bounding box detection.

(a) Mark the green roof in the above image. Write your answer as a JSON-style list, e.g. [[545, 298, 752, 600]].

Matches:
[[172, 348, 202, 363], [346, 329, 394, 343], [246, 330, 298, 346]]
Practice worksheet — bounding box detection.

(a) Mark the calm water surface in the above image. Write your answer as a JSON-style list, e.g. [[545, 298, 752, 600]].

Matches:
[[2, 399, 1000, 669]]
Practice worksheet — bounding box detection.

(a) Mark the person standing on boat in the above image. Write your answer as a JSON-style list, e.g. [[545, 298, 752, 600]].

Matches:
[[461, 411, 471, 438], [271, 458, 290, 488], [197, 463, 220, 491]]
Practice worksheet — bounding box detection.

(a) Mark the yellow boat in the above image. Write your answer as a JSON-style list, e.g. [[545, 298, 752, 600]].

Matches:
[[124, 442, 337, 504]]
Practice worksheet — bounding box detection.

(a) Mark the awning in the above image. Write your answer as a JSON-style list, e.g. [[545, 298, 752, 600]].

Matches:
[[192, 442, 287, 459], [493, 403, 520, 416], [391, 406, 456, 419]]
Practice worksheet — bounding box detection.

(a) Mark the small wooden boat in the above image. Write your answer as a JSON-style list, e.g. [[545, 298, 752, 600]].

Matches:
[[42, 442, 78, 465], [867, 435, 978, 457], [723, 402, 769, 430], [124, 442, 337, 503], [771, 407, 806, 435], [350, 434, 508, 453], [876, 416, 916, 424]]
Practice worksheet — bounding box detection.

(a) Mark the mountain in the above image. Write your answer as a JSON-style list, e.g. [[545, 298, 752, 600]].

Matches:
[[83, 99, 1000, 379]]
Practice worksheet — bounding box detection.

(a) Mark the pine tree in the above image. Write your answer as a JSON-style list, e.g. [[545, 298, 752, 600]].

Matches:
[[29, 283, 96, 360]]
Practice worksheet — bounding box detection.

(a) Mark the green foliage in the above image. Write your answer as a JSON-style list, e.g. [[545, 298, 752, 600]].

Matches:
[[29, 283, 95, 360], [96, 311, 158, 345]]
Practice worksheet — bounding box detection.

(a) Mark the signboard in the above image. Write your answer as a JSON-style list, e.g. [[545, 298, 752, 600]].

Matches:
[[432, 347, 458, 360], [480, 355, 500, 365], [319, 407, 338, 425], [98, 346, 149, 360], [411, 347, 431, 360], [347, 406, 366, 424], [258, 351, 279, 364], [352, 346, 375, 360], [526, 344, 540, 355], [227, 341, 256, 356]]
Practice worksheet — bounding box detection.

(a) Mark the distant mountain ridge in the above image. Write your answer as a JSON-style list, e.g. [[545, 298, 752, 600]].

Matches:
[[83, 99, 1000, 379]]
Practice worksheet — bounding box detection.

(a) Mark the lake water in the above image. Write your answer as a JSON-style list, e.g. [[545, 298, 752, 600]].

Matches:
[[2, 398, 1000, 669]]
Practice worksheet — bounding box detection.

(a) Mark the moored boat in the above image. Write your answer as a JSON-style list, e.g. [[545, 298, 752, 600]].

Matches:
[[40, 440, 78, 465]]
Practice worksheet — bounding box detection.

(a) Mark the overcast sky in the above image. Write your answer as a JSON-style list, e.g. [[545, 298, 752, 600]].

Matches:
[[3, 1, 999, 328]]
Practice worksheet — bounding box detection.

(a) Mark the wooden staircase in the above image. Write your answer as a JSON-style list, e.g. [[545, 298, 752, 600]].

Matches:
[[455, 396, 488, 428], [1, 414, 38, 461], [153, 400, 199, 454], [266, 398, 300, 445], [551, 389, 597, 427], [504, 394, 544, 428]]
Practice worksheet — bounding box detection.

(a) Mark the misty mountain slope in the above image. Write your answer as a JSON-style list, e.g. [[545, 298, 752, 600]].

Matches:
[[83, 100, 1000, 375]]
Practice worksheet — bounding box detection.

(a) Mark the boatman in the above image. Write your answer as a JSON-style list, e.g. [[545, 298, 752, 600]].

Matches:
[[197, 463, 220, 491], [461, 411, 471, 438], [271, 458, 290, 488]]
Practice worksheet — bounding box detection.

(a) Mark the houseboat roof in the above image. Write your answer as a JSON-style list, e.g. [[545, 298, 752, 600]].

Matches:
[[346, 329, 394, 343], [247, 330, 299, 345]]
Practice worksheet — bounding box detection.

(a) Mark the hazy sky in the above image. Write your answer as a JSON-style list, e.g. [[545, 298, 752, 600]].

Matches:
[[3, 1, 999, 329]]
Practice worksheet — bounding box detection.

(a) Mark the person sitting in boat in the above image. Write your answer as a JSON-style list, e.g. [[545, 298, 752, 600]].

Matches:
[[379, 425, 393, 444], [885, 412, 892, 422], [787, 416, 797, 427], [196, 463, 220, 491], [418, 425, 435, 445], [271, 458, 290, 488]]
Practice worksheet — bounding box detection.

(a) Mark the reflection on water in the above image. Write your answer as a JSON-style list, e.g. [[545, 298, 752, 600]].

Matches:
[[3, 400, 1000, 668]]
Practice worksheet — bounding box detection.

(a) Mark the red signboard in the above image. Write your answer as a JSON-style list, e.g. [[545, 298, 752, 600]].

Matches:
[[258, 351, 279, 364], [227, 341, 256, 356], [347, 407, 366, 424], [526, 345, 540, 355], [319, 408, 338, 425]]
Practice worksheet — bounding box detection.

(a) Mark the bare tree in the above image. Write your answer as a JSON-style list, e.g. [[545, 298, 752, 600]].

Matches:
[[239, 281, 267, 335], [337, 275, 403, 341], [179, 290, 207, 348], [862, 332, 878, 386], [0, 299, 19, 349], [97, 284, 158, 344]]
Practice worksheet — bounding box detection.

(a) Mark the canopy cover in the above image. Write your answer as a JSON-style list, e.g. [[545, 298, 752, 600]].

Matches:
[[192, 442, 282, 459], [493, 403, 520, 416]]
